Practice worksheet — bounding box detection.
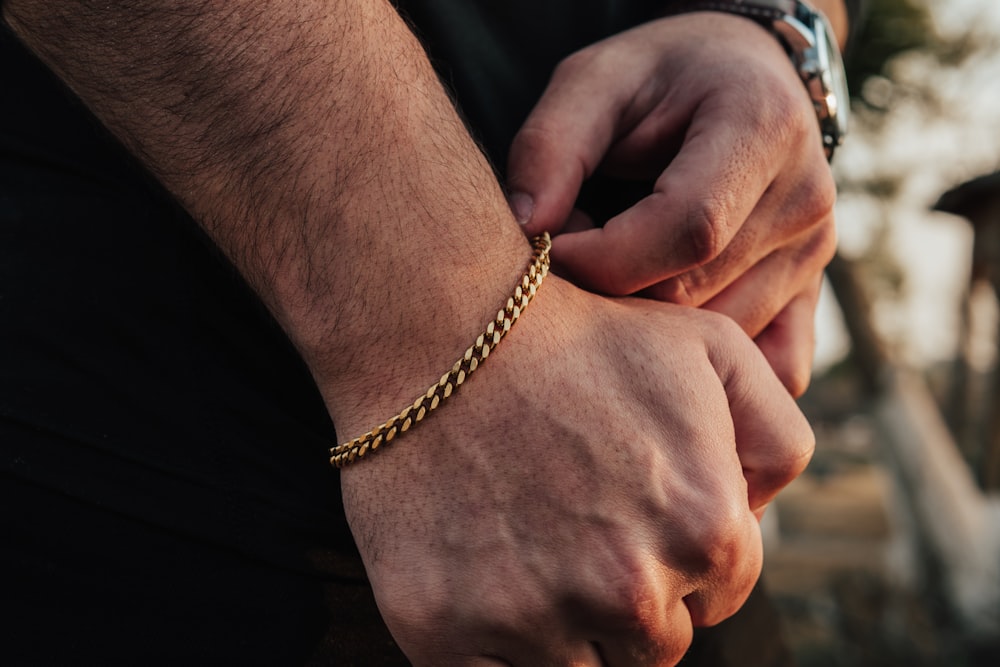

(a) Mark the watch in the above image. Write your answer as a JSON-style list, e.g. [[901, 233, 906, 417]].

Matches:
[[680, 0, 849, 160]]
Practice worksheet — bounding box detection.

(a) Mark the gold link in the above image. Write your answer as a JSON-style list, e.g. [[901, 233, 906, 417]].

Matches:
[[329, 233, 550, 467]]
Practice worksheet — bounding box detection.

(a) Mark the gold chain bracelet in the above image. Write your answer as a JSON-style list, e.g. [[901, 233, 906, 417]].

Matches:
[[329, 233, 551, 468]]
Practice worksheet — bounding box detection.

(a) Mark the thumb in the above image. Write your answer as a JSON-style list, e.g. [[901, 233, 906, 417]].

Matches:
[[506, 72, 623, 235], [506, 125, 590, 236]]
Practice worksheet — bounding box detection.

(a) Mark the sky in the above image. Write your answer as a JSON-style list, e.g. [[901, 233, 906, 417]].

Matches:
[[815, 0, 1000, 370]]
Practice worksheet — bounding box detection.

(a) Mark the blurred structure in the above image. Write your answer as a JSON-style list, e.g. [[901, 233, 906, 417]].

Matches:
[[934, 171, 1000, 490]]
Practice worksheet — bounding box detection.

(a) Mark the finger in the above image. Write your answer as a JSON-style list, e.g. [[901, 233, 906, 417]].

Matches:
[[697, 221, 836, 337], [641, 161, 836, 307], [559, 538, 697, 667], [506, 51, 652, 235], [754, 279, 824, 398], [660, 447, 763, 630], [593, 599, 694, 667], [680, 513, 763, 628], [549, 104, 786, 296], [704, 316, 815, 514]]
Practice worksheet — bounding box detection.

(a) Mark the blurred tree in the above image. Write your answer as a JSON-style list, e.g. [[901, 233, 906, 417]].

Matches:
[[847, 0, 937, 107]]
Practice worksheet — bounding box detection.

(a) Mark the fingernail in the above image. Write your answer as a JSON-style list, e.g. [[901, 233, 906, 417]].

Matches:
[[509, 191, 534, 226]]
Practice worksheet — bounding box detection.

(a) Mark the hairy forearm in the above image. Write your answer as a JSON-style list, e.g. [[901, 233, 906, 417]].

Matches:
[[4, 0, 529, 422]]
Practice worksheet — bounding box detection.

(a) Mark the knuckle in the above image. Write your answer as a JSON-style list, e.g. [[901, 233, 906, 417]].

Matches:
[[795, 167, 838, 229], [651, 273, 701, 307], [592, 560, 663, 631], [811, 217, 839, 265], [698, 308, 744, 341], [782, 363, 813, 399], [763, 420, 816, 489], [684, 496, 752, 576], [683, 198, 729, 266], [781, 424, 817, 484], [674, 269, 713, 306]]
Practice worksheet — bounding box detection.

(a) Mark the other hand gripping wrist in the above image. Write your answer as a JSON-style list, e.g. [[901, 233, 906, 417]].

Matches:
[[330, 233, 552, 468]]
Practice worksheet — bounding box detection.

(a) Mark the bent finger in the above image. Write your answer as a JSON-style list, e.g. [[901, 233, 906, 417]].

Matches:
[[699, 222, 835, 338], [642, 166, 836, 307], [680, 512, 763, 628], [754, 278, 824, 398], [549, 106, 785, 296], [592, 596, 695, 667]]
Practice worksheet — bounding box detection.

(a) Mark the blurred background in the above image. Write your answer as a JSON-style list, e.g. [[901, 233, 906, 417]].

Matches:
[[763, 0, 1000, 664]]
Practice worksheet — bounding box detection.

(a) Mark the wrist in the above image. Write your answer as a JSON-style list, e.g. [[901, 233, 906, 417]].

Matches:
[[305, 207, 537, 438], [330, 233, 552, 467]]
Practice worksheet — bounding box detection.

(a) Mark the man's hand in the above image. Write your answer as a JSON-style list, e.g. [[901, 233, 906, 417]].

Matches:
[[339, 277, 814, 665], [507, 12, 839, 396]]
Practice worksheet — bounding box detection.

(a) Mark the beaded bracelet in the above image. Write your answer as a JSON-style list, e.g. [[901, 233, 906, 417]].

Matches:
[[329, 233, 551, 468]]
